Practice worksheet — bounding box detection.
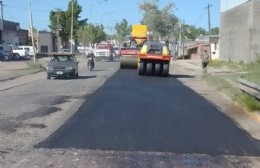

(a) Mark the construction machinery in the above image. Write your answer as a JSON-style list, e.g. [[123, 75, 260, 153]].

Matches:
[[138, 41, 171, 77], [119, 24, 147, 69]]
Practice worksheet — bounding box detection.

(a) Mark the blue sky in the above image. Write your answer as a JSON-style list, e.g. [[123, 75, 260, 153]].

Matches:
[[3, 0, 219, 34]]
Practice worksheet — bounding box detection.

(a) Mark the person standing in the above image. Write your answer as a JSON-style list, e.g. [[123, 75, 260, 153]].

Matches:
[[201, 50, 209, 74]]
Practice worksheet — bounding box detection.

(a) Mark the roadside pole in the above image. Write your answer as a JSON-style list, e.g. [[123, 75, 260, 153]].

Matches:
[[70, 0, 74, 53], [206, 3, 212, 61], [28, 0, 36, 63]]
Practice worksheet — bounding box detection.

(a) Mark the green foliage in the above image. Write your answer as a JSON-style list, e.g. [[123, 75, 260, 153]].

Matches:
[[234, 94, 260, 112], [243, 57, 260, 84], [49, 0, 83, 46], [77, 24, 106, 45], [114, 19, 131, 43], [139, 0, 178, 39], [209, 60, 241, 70], [210, 27, 219, 35], [182, 25, 207, 40], [204, 60, 260, 112]]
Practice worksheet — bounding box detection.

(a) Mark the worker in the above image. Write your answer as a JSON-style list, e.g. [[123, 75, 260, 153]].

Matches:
[[201, 50, 209, 74]]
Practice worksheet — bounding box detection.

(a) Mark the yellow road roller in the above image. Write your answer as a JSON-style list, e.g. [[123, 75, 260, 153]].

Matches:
[[119, 24, 147, 69]]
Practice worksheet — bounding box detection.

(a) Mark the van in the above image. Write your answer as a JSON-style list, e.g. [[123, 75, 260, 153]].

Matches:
[[18, 46, 36, 56]]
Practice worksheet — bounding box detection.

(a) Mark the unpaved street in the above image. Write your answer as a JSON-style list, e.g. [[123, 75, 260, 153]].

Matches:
[[0, 58, 259, 168]]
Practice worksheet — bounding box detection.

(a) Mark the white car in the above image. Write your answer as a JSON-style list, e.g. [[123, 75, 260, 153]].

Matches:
[[18, 46, 36, 57]]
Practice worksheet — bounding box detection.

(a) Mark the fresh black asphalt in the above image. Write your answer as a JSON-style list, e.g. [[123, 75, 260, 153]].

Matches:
[[37, 69, 260, 156]]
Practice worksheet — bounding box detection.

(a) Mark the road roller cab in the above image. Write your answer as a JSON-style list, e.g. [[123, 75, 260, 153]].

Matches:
[[138, 41, 171, 76]]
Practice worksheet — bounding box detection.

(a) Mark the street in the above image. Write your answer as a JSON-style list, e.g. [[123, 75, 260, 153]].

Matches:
[[0, 58, 260, 167], [38, 69, 259, 156]]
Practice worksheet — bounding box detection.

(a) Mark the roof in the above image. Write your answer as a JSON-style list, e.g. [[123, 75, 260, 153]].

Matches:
[[3, 20, 19, 32]]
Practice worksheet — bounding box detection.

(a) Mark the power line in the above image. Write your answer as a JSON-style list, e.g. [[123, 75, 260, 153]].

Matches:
[[193, 9, 207, 27]]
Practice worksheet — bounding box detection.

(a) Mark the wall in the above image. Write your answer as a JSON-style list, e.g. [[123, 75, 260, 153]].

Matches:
[[220, 0, 260, 63], [19, 29, 29, 45], [220, 0, 249, 12], [2, 31, 19, 45], [38, 32, 53, 53]]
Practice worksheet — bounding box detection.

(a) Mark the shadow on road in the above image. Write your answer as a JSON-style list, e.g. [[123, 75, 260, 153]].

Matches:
[[51, 75, 97, 80], [169, 74, 195, 78]]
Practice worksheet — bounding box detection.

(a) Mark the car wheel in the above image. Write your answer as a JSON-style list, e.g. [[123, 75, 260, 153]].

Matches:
[[4, 55, 9, 61], [13, 53, 20, 60]]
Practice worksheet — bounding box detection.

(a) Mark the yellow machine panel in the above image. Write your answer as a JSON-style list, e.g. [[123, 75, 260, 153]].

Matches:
[[132, 24, 147, 39]]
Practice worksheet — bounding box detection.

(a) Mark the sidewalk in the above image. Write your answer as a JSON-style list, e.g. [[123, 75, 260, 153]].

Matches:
[[0, 58, 48, 91]]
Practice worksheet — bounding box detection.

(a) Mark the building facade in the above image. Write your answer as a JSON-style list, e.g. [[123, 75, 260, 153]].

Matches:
[[19, 29, 29, 45], [37, 31, 54, 53], [220, 0, 260, 63], [2, 20, 20, 46]]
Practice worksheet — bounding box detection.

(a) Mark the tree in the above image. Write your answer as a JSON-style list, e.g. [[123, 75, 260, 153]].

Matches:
[[139, 0, 178, 40], [114, 19, 131, 43], [49, 0, 82, 47], [49, 10, 68, 45], [182, 25, 207, 40], [210, 27, 219, 35], [77, 24, 106, 47], [67, 0, 82, 44]]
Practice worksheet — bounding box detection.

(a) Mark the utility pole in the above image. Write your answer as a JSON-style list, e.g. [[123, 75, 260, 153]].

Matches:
[[206, 3, 212, 61], [28, 0, 36, 63], [56, 10, 61, 52], [0, 1, 3, 20], [0, 1, 3, 43], [70, 0, 74, 53], [182, 20, 185, 60], [178, 21, 182, 58]]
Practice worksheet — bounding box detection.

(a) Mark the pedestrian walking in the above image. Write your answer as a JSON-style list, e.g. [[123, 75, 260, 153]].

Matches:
[[201, 50, 209, 74]]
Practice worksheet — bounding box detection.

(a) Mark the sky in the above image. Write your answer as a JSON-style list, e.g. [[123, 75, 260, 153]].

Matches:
[[3, 0, 220, 34]]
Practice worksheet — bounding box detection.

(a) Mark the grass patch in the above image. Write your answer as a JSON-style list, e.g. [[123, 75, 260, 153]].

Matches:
[[234, 94, 260, 111], [202, 75, 240, 99], [242, 60, 260, 84], [203, 74, 260, 112], [2, 61, 45, 81], [209, 60, 241, 70]]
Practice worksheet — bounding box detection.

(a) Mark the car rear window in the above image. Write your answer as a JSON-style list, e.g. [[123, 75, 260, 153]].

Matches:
[[51, 55, 73, 62]]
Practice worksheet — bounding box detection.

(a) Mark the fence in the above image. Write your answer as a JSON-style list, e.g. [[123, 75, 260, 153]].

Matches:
[[238, 78, 260, 100]]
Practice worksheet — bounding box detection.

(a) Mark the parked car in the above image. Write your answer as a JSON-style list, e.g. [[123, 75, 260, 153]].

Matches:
[[0, 50, 9, 61], [11, 45, 29, 60], [18, 46, 36, 58], [46, 53, 79, 79], [0, 44, 13, 61]]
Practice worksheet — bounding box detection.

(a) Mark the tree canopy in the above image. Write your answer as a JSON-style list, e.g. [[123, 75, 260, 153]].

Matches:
[[49, 0, 82, 47], [77, 24, 106, 46], [114, 19, 131, 43], [139, 0, 178, 40]]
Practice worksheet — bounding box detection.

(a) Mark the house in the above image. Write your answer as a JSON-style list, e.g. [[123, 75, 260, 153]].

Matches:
[[220, 0, 260, 63], [180, 36, 219, 60], [210, 36, 220, 61], [37, 31, 54, 53], [1, 20, 20, 46]]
